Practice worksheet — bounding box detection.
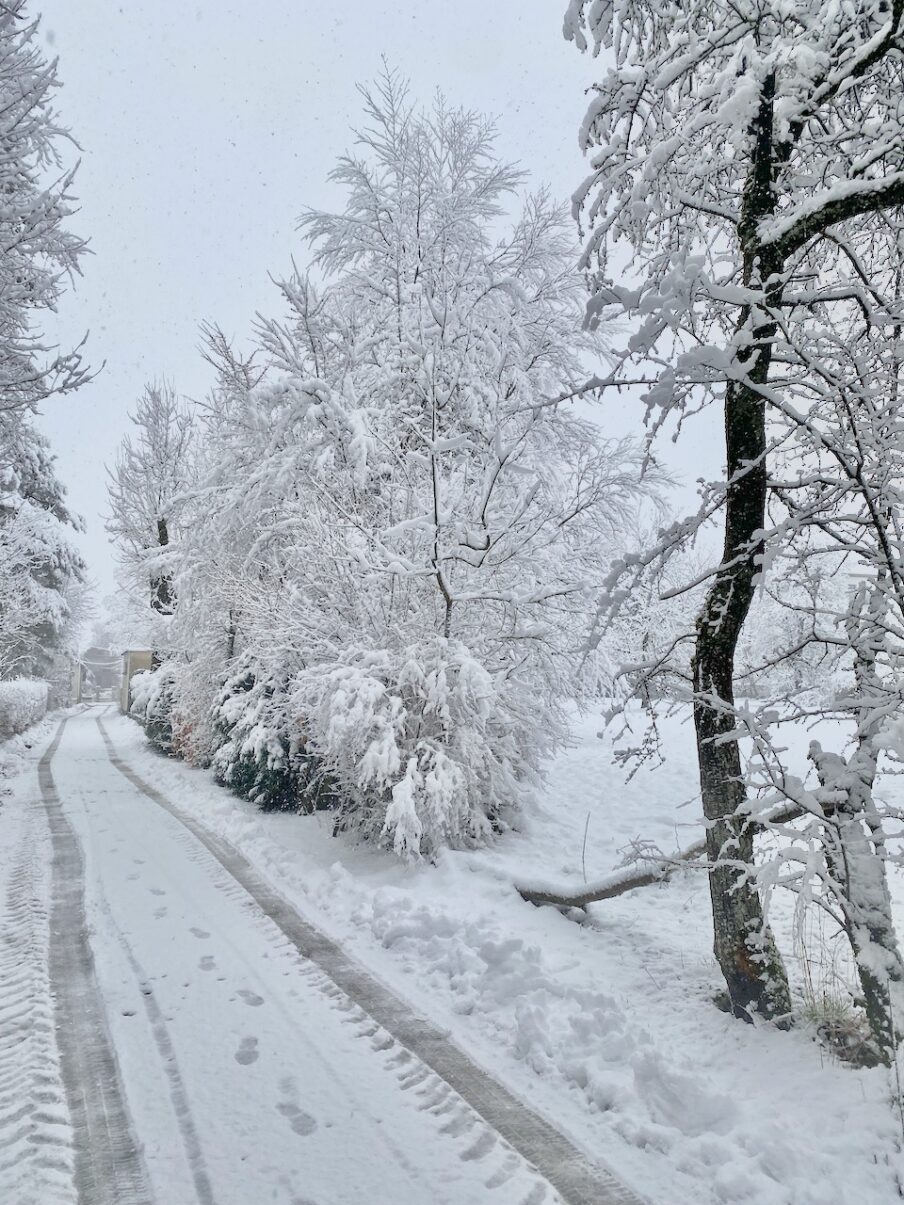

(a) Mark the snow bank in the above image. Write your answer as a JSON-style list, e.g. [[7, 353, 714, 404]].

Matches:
[[0, 678, 48, 740]]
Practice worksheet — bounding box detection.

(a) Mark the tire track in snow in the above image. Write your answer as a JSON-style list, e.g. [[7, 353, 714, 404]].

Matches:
[[96, 714, 647, 1205], [110, 926, 217, 1205], [0, 744, 74, 1205], [39, 718, 152, 1205], [78, 708, 217, 1203]]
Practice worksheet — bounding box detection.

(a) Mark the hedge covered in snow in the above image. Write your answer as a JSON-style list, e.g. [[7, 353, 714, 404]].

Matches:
[[0, 678, 49, 740], [129, 667, 177, 755]]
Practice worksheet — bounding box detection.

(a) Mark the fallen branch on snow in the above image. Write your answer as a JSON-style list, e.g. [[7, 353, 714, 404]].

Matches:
[[516, 801, 808, 909], [516, 835, 707, 909]]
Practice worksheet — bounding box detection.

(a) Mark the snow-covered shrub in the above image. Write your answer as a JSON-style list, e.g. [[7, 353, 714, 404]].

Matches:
[[212, 657, 333, 814], [295, 640, 552, 856], [129, 665, 178, 755], [0, 678, 48, 740]]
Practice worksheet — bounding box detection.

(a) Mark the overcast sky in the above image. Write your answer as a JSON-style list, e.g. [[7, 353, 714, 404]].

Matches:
[[34, 1, 714, 612]]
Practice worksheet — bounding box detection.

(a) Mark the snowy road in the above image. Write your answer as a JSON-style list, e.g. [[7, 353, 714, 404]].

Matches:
[[33, 709, 642, 1205]]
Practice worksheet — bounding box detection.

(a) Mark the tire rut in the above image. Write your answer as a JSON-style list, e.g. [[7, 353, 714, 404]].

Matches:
[[107, 925, 217, 1205], [0, 752, 73, 1204], [39, 718, 152, 1205], [96, 714, 648, 1205]]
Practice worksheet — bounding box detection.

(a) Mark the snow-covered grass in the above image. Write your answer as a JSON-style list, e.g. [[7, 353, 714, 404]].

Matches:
[[0, 677, 48, 740], [111, 705, 904, 1205]]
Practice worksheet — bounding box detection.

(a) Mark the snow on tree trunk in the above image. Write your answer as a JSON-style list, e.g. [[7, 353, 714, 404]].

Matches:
[[692, 77, 791, 1021], [809, 740, 904, 1061]]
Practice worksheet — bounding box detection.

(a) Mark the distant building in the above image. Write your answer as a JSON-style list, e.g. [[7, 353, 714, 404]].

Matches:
[[74, 647, 122, 703]]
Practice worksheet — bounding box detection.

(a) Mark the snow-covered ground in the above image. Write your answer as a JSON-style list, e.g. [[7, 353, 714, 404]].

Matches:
[[3, 704, 904, 1204], [0, 715, 75, 1204], [103, 705, 904, 1205]]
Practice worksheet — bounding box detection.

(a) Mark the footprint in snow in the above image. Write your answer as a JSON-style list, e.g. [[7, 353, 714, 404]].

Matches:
[[199, 956, 216, 971], [520, 1186, 547, 1205], [190, 927, 210, 939], [460, 1128, 496, 1161], [154, 906, 168, 920], [237, 989, 264, 1007], [235, 1037, 259, 1065], [277, 1101, 318, 1136], [149, 887, 166, 897]]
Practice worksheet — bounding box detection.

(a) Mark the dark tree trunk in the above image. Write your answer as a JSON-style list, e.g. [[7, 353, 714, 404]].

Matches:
[[151, 516, 174, 615], [691, 75, 792, 1021], [225, 608, 237, 661], [692, 358, 791, 1021]]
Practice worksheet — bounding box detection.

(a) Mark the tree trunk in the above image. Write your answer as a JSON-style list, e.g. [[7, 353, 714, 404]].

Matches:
[[151, 515, 174, 615], [809, 741, 904, 1062], [225, 608, 237, 662], [692, 356, 791, 1021], [691, 75, 791, 1022]]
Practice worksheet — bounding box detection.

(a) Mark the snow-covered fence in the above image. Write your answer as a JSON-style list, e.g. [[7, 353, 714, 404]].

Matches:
[[0, 678, 49, 740]]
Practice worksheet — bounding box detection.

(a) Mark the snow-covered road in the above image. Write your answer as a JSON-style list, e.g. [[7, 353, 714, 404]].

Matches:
[[30, 708, 640, 1205]]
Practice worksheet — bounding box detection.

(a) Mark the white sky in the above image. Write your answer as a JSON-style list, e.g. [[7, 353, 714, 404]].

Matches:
[[34, 0, 715, 606]]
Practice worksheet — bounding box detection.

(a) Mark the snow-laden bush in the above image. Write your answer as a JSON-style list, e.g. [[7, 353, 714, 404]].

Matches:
[[0, 678, 48, 740], [295, 640, 554, 856], [129, 665, 178, 755], [212, 657, 333, 813]]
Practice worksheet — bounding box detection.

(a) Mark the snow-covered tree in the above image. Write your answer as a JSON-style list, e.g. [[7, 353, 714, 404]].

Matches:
[[157, 73, 662, 853], [0, 3, 89, 685], [565, 0, 904, 1025], [106, 381, 195, 619], [0, 413, 85, 677], [0, 2, 88, 414]]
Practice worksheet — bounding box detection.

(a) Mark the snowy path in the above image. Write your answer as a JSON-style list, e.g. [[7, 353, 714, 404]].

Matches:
[[39, 720, 150, 1205], [36, 709, 643, 1205]]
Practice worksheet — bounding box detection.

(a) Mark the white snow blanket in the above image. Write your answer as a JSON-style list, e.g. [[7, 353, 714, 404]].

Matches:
[[0, 678, 48, 740]]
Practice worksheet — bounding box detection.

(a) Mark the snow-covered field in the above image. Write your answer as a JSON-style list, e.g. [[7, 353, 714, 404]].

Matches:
[[103, 705, 904, 1205]]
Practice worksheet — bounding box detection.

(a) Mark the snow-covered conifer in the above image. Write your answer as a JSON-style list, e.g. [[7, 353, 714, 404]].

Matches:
[[0, 413, 84, 677]]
